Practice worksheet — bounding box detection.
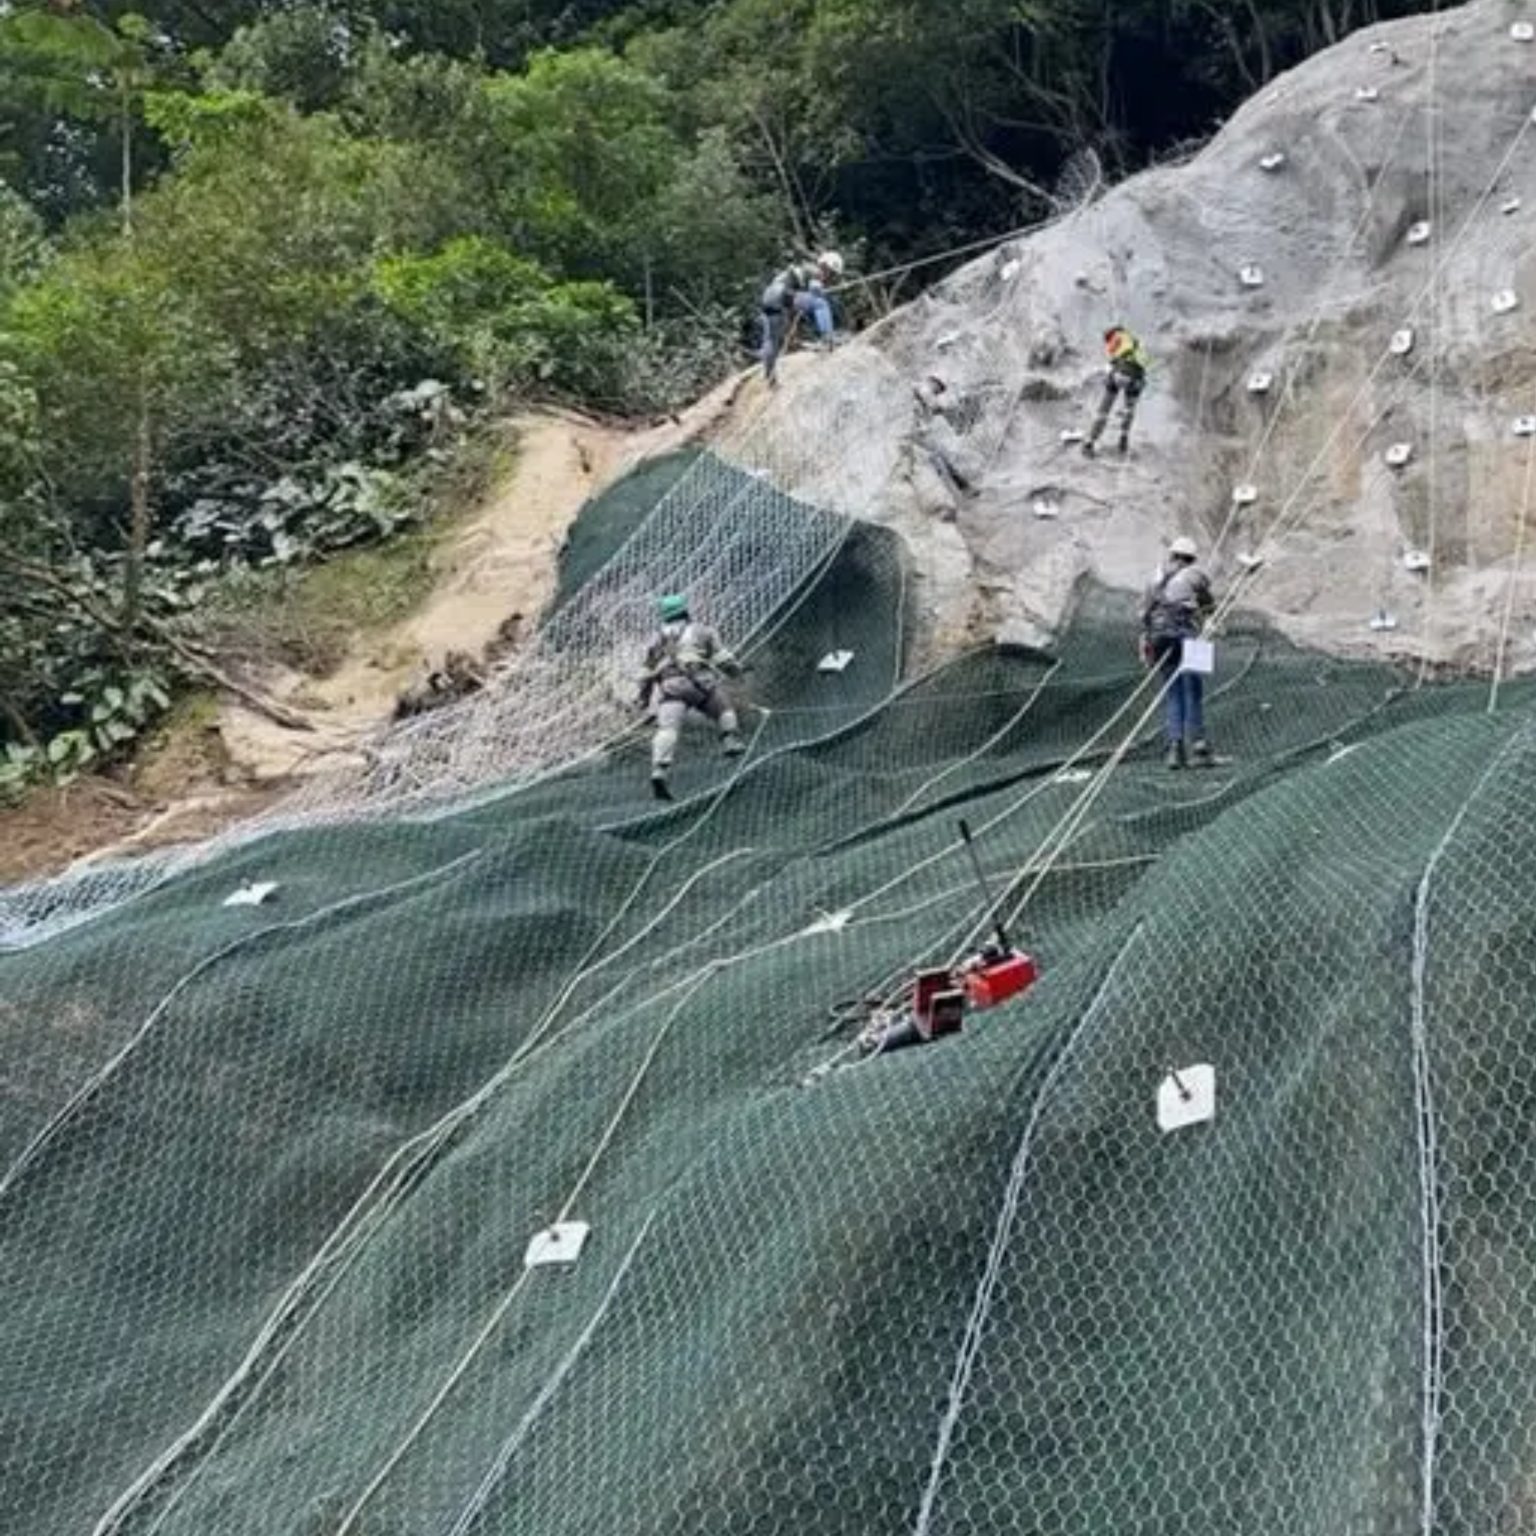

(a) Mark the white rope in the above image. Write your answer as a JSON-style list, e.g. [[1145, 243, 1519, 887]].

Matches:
[[440, 1209, 659, 1536], [1408, 723, 1525, 1536], [328, 970, 715, 1536], [0, 850, 485, 1211], [888, 662, 1062, 820], [911, 922, 1144, 1536], [1417, 3, 1444, 686], [1488, 425, 1536, 710]]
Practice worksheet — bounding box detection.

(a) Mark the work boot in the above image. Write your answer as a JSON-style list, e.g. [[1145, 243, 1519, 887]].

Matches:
[[1164, 741, 1187, 771], [1116, 434, 1130, 456], [721, 732, 746, 758], [1189, 739, 1215, 768], [650, 770, 674, 801]]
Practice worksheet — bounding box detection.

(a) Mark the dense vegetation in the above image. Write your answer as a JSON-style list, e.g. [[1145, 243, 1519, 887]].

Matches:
[[0, 0, 1427, 796]]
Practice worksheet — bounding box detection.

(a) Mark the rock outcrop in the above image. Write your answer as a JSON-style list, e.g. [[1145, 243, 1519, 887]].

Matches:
[[766, 0, 1536, 670]]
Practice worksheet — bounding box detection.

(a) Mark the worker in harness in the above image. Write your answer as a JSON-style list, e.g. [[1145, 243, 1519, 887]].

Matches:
[[758, 251, 844, 386], [637, 594, 746, 800], [1140, 536, 1215, 769], [1083, 326, 1148, 457]]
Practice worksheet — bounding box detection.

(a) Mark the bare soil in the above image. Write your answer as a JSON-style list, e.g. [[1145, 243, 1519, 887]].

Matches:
[[1, 389, 747, 884]]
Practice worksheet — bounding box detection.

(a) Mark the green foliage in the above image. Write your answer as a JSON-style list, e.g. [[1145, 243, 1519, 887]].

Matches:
[[481, 48, 676, 282], [0, 0, 1440, 792], [373, 236, 638, 398], [209, 6, 360, 113], [4, 237, 226, 511], [200, 525, 442, 676], [0, 181, 52, 301], [0, 663, 171, 797]]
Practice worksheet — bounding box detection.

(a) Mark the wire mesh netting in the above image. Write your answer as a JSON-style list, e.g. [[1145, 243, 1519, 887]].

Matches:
[[0, 232, 1050, 952], [4, 470, 1536, 1533]]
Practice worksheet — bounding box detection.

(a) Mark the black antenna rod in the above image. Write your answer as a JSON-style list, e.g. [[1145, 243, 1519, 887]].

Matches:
[[958, 819, 1011, 953]]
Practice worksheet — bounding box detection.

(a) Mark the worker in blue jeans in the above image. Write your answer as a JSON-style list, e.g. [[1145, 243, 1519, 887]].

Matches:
[[1140, 535, 1216, 769], [758, 251, 844, 384]]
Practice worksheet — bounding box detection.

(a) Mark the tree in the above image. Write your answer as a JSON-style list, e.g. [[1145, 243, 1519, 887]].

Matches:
[[478, 48, 678, 288], [210, 4, 362, 114]]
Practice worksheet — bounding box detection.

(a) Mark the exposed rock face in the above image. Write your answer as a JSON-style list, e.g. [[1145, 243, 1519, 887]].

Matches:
[[780, 0, 1536, 670]]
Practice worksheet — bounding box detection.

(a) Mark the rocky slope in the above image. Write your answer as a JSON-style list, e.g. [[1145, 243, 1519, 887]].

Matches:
[[758, 0, 1536, 670]]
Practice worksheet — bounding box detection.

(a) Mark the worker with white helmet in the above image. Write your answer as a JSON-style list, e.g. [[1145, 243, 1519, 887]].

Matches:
[[758, 251, 845, 386], [1140, 535, 1216, 769]]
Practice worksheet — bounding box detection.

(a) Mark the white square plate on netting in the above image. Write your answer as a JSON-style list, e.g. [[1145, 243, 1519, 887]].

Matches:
[[1513, 21, 1534, 41], [818, 650, 855, 673], [1180, 639, 1215, 675], [1404, 549, 1432, 573], [1384, 442, 1414, 467], [1370, 609, 1400, 631], [999, 260, 1021, 282], [1060, 427, 1085, 444], [1389, 328, 1415, 356], [524, 1222, 590, 1269], [1247, 372, 1273, 394], [1239, 264, 1265, 288], [1355, 85, 1380, 102], [1236, 552, 1265, 571], [1232, 483, 1258, 506], [224, 882, 279, 909], [1503, 197, 1524, 216], [1032, 498, 1061, 520], [1514, 416, 1536, 438], [1259, 152, 1286, 172], [1405, 221, 1431, 247], [1493, 289, 1521, 314], [1157, 1065, 1216, 1133]]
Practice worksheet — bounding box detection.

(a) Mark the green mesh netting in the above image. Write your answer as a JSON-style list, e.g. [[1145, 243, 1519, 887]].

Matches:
[[3, 478, 1536, 1536]]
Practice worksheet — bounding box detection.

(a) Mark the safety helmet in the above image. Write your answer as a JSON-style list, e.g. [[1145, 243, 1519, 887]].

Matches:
[[1169, 536, 1199, 560], [658, 593, 689, 622], [817, 250, 845, 280]]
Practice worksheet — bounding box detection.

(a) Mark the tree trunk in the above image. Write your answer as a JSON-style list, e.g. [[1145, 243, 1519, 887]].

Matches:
[[119, 79, 133, 238], [0, 689, 38, 748], [122, 377, 152, 637], [752, 106, 812, 251]]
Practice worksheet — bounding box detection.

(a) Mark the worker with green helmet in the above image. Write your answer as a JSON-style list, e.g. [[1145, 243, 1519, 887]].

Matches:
[[637, 594, 745, 800], [1084, 325, 1149, 457]]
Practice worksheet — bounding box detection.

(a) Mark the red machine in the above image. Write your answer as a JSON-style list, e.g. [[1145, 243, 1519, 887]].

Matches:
[[857, 821, 1040, 1056]]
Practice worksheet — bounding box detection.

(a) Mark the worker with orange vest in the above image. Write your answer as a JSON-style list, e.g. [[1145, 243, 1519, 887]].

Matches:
[[1083, 326, 1149, 457]]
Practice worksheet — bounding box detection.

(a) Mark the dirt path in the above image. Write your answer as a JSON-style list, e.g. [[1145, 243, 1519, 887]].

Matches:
[[218, 395, 744, 780], [218, 414, 603, 779]]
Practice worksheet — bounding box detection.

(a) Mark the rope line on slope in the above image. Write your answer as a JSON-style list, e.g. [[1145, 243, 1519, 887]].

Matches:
[[911, 923, 1145, 1536], [1409, 724, 1526, 1536], [100, 647, 1011, 1534], [1418, 2, 1445, 687], [325, 969, 716, 1536], [1488, 422, 1536, 710], [0, 850, 485, 1213], [959, 59, 1536, 970]]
